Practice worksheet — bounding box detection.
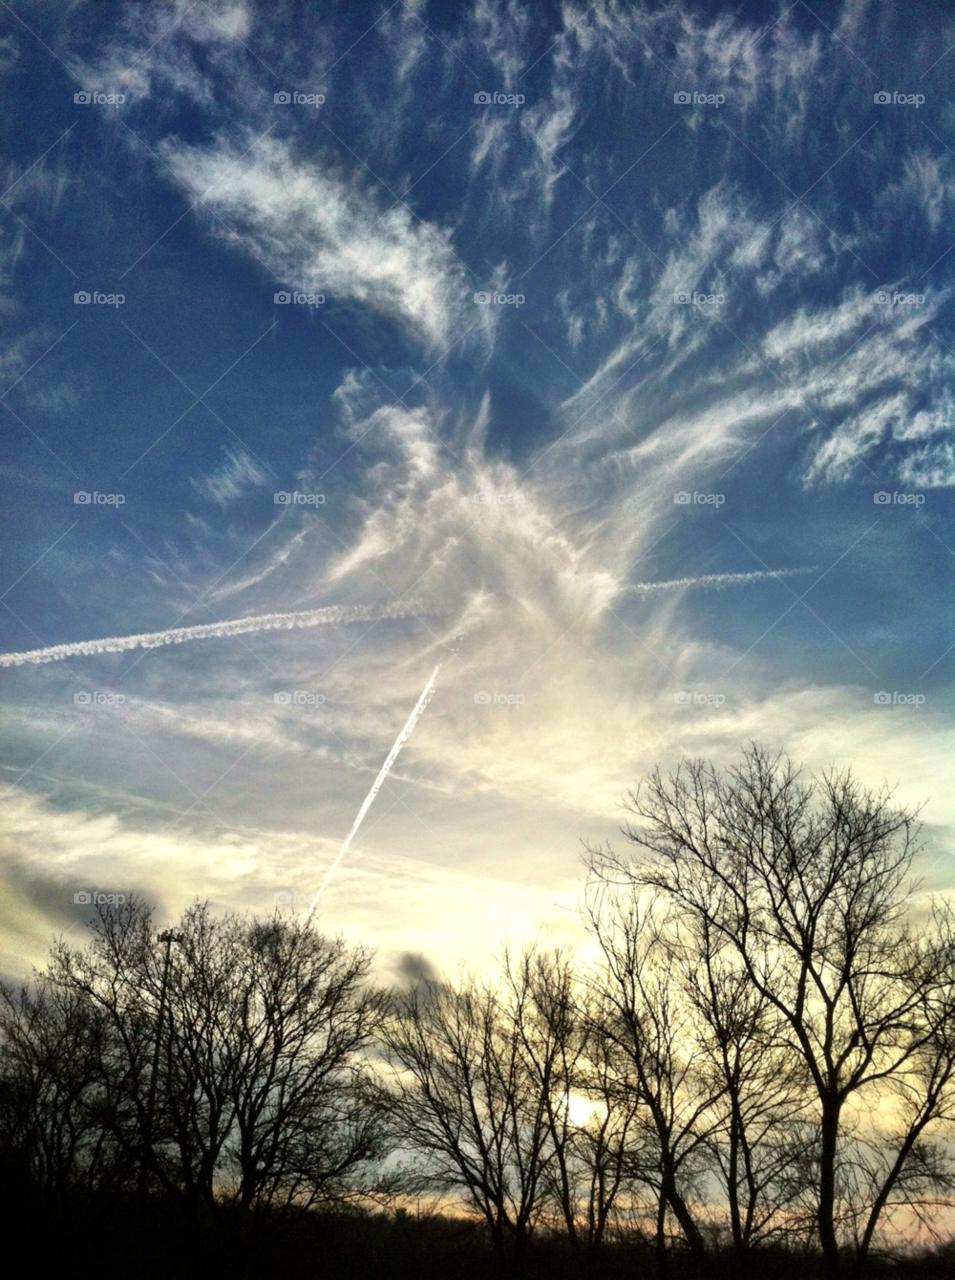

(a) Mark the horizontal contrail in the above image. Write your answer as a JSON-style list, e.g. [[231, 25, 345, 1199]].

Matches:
[[627, 567, 817, 596], [0, 601, 424, 668], [306, 665, 440, 919]]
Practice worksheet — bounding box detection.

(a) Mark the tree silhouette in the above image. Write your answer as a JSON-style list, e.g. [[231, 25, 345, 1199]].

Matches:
[[2, 747, 955, 1280], [592, 745, 955, 1279]]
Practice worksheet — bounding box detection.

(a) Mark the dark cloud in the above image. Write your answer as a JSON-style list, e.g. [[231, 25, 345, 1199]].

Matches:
[[393, 951, 440, 987], [0, 855, 162, 936]]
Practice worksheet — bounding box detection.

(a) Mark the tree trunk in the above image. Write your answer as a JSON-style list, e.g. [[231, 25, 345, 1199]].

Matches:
[[489, 1217, 508, 1277], [655, 1188, 668, 1280], [728, 1108, 742, 1253], [852, 1124, 923, 1280], [664, 1175, 707, 1261], [818, 1102, 841, 1280]]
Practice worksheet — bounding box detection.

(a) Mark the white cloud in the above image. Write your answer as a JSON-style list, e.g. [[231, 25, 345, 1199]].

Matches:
[[191, 445, 269, 506], [0, 785, 587, 982], [878, 150, 954, 234], [160, 134, 471, 348], [473, 0, 534, 90], [6, 0, 952, 984], [520, 85, 577, 206], [68, 0, 256, 104]]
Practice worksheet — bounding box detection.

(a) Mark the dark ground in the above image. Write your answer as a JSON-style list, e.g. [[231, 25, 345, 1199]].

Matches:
[[3, 1178, 953, 1280]]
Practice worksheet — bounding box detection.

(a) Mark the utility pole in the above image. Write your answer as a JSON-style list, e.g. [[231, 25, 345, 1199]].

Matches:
[[139, 928, 179, 1196]]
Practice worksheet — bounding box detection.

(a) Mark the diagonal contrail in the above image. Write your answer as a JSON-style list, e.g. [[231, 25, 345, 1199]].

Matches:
[[0, 601, 425, 668], [626, 567, 817, 596], [305, 665, 440, 920]]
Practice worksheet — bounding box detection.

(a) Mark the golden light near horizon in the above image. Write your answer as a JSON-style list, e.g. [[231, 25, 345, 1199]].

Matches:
[[566, 1092, 598, 1127]]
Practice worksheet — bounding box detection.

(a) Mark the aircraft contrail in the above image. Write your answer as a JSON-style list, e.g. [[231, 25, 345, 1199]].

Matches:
[[0, 601, 425, 668], [305, 665, 440, 920], [627, 567, 817, 596]]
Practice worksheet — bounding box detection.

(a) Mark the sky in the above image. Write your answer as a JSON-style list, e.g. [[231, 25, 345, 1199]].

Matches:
[[1, 0, 953, 985]]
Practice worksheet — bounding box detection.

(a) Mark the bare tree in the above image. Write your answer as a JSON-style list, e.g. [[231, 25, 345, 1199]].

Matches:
[[503, 946, 583, 1250], [0, 976, 132, 1199], [570, 997, 647, 1254], [47, 899, 387, 1216], [674, 909, 815, 1256], [503, 944, 640, 1255], [841, 902, 955, 1269], [382, 965, 554, 1272], [211, 912, 386, 1212], [599, 744, 955, 1280], [581, 883, 722, 1270], [5, 746, 954, 1277]]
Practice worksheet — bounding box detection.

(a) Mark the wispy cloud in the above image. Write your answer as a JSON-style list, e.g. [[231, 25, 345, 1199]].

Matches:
[[0, 601, 427, 667], [67, 0, 257, 104], [191, 446, 269, 506], [160, 134, 472, 348], [2, 0, 952, 982], [626, 567, 818, 595]]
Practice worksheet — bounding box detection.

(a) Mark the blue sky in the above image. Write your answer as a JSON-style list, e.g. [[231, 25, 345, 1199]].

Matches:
[[1, 0, 953, 980]]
